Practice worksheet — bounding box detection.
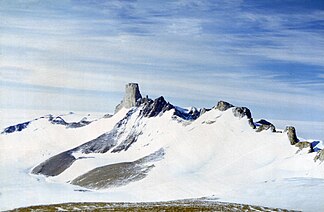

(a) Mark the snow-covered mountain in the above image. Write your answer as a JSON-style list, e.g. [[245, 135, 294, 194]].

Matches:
[[1, 83, 324, 211]]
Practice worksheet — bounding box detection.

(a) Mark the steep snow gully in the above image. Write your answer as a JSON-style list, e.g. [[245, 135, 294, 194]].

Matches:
[[1, 83, 324, 211]]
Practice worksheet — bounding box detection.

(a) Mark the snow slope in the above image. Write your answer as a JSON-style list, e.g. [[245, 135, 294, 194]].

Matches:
[[1, 95, 324, 211]]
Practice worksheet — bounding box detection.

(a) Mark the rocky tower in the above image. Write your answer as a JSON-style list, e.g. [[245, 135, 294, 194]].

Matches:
[[285, 126, 299, 145], [115, 83, 142, 113]]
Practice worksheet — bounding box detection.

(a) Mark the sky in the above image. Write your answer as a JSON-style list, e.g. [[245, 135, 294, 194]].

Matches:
[[1, 0, 324, 128]]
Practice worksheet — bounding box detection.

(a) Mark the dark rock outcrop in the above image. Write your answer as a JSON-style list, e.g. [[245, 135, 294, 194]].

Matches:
[[78, 131, 119, 154], [200, 108, 209, 116], [114, 83, 203, 121], [248, 119, 256, 129], [2, 113, 93, 134], [67, 120, 92, 128], [295, 141, 314, 153], [103, 114, 113, 118], [78, 109, 137, 154], [314, 149, 324, 162], [187, 107, 200, 117], [140, 96, 174, 118], [215, 101, 234, 111], [232, 107, 256, 129], [31, 132, 118, 177], [49, 115, 92, 129], [136, 95, 152, 107], [115, 83, 142, 113], [2, 121, 30, 134], [285, 126, 299, 145], [49, 116, 68, 125], [138, 95, 203, 121], [255, 119, 276, 132], [232, 107, 252, 119], [111, 130, 142, 153], [174, 107, 202, 121]]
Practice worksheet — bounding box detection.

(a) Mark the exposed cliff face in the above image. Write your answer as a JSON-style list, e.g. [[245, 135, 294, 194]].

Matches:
[[115, 83, 142, 113]]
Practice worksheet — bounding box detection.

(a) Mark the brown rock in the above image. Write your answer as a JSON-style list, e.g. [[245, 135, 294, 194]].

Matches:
[[285, 126, 299, 145]]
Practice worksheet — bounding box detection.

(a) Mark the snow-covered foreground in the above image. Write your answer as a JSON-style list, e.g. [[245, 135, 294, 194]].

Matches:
[[1, 101, 324, 211]]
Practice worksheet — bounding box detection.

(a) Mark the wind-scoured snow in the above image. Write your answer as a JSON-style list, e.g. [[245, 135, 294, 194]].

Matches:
[[0, 102, 324, 211]]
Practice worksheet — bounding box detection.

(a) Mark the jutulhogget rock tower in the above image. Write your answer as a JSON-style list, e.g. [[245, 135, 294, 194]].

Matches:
[[115, 83, 142, 113]]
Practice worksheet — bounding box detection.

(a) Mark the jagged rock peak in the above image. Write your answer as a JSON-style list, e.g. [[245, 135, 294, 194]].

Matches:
[[124, 83, 142, 108], [140, 96, 174, 118], [115, 83, 142, 113], [285, 126, 299, 145], [215, 101, 234, 111]]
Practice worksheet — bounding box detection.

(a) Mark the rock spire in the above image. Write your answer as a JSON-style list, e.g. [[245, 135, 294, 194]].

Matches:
[[115, 83, 142, 113]]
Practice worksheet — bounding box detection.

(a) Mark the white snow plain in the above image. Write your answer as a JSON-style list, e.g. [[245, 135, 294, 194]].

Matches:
[[0, 107, 324, 211]]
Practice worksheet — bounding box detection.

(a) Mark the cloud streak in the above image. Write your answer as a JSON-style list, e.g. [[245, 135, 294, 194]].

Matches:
[[0, 0, 323, 122]]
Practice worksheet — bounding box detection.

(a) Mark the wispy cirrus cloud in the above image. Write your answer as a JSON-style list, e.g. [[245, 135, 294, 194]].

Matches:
[[0, 0, 323, 124]]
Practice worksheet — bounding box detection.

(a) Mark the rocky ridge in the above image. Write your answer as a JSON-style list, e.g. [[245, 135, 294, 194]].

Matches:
[[2, 114, 94, 134], [30, 83, 322, 184]]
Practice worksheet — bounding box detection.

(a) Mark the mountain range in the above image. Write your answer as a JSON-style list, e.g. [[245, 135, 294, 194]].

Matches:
[[1, 83, 324, 211]]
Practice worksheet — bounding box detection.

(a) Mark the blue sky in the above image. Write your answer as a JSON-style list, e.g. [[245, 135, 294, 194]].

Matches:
[[1, 0, 324, 124]]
